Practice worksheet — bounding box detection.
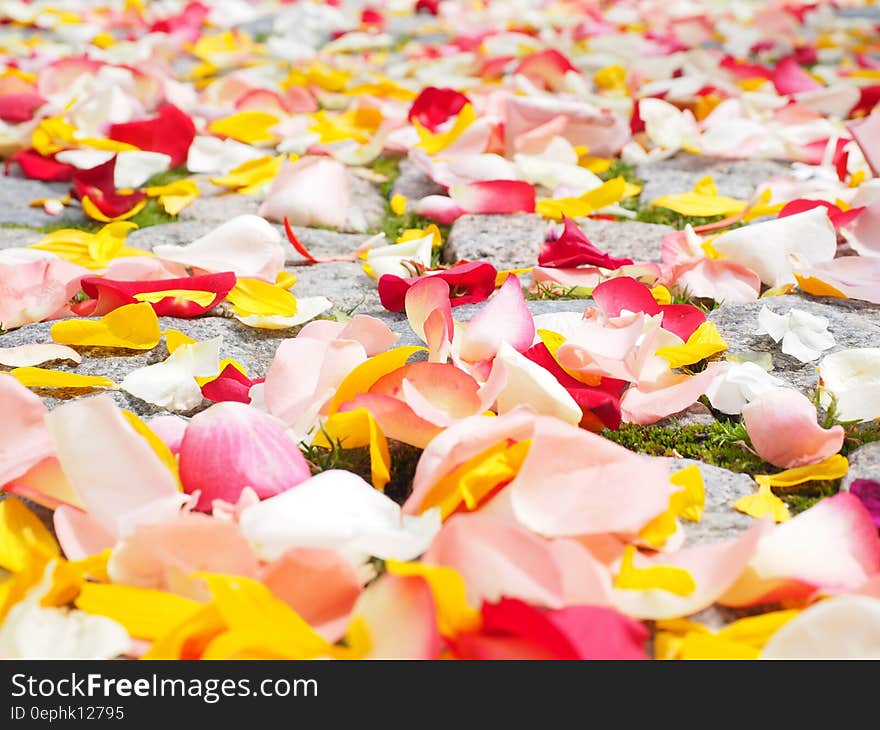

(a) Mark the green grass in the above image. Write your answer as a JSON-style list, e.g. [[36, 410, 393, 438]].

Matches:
[[369, 155, 402, 198], [603, 418, 880, 515], [599, 159, 644, 187], [635, 206, 732, 230], [300, 432, 422, 506], [525, 282, 593, 300], [127, 198, 177, 228], [143, 166, 191, 188]]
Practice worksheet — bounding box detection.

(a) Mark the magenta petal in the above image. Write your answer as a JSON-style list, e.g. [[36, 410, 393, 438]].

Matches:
[[539, 217, 633, 269], [850, 480, 880, 529]]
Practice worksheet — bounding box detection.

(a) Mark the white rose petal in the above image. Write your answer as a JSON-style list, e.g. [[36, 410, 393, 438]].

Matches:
[[757, 305, 835, 363]]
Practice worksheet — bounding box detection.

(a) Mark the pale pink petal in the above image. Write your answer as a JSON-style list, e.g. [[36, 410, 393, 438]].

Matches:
[[742, 387, 845, 468], [351, 573, 441, 659], [341, 394, 442, 449], [405, 408, 537, 515], [413, 195, 465, 224], [260, 548, 363, 643], [53, 505, 117, 561], [405, 277, 453, 361], [263, 337, 366, 430], [3, 456, 81, 511], [842, 198, 880, 258], [721, 494, 880, 607], [179, 402, 311, 511], [153, 214, 284, 281], [549, 539, 614, 607], [0, 343, 81, 368], [795, 256, 880, 304], [258, 156, 350, 229], [509, 416, 672, 537], [849, 106, 880, 176], [620, 362, 722, 426], [669, 258, 761, 303], [424, 512, 566, 609], [505, 95, 630, 158], [0, 374, 54, 486], [371, 362, 483, 424], [0, 256, 87, 329], [612, 522, 767, 620], [145, 415, 188, 455], [339, 315, 400, 356], [44, 395, 185, 538], [102, 256, 188, 281], [459, 275, 536, 362], [107, 513, 259, 589]]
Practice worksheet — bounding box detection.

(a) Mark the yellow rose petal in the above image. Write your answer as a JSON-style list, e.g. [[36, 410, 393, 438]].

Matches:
[[50, 302, 161, 350], [10, 367, 115, 390], [209, 156, 284, 195], [656, 321, 728, 369], [734, 482, 790, 523], [418, 439, 532, 519], [81, 195, 147, 223], [390, 193, 408, 215], [145, 179, 200, 215], [794, 273, 849, 300], [536, 176, 628, 220], [0, 497, 58, 573], [75, 583, 203, 640], [614, 545, 697, 596], [652, 175, 747, 218], [313, 408, 392, 491], [208, 111, 281, 146], [226, 278, 298, 318], [133, 289, 217, 307], [414, 103, 476, 155], [755, 454, 849, 489]]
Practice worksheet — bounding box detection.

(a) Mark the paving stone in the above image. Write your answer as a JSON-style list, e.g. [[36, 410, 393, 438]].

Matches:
[[287, 262, 383, 316], [391, 158, 445, 201], [128, 220, 371, 263], [0, 175, 85, 228], [636, 155, 792, 204], [841, 442, 880, 492], [445, 213, 671, 270], [0, 227, 43, 250], [571, 217, 671, 262], [708, 294, 880, 394], [667, 457, 757, 545], [445, 213, 548, 269], [0, 316, 291, 416]]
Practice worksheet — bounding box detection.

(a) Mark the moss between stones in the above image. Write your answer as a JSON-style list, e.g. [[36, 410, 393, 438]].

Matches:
[[301, 437, 422, 506], [604, 420, 880, 515]]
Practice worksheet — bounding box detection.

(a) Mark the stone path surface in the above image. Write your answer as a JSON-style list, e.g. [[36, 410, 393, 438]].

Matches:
[[1, 0, 879, 662]]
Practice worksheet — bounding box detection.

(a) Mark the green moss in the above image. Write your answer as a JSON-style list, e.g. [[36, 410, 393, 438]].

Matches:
[[603, 421, 770, 474], [369, 155, 402, 198], [143, 165, 191, 188], [300, 434, 422, 506], [600, 159, 644, 187], [525, 282, 593, 300], [603, 419, 880, 515], [634, 206, 737, 230], [126, 198, 178, 229]]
